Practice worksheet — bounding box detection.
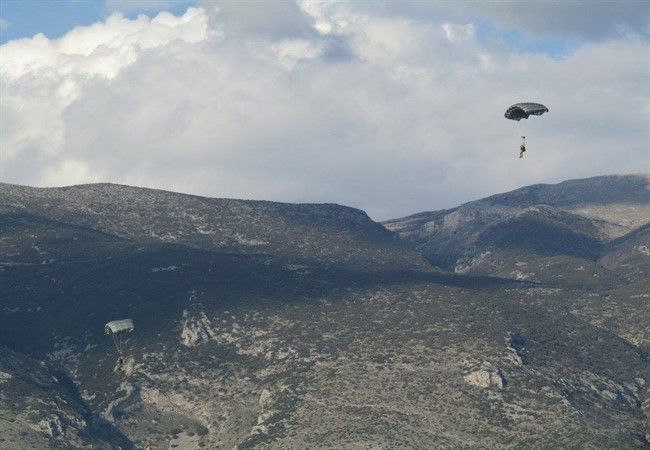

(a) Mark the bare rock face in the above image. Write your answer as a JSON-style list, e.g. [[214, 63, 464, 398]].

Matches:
[[180, 306, 216, 347], [122, 356, 136, 377], [259, 389, 273, 407], [464, 368, 506, 389]]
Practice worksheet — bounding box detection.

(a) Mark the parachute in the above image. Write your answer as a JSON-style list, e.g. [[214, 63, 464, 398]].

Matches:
[[105, 319, 134, 355], [505, 103, 548, 158], [504, 103, 548, 121]]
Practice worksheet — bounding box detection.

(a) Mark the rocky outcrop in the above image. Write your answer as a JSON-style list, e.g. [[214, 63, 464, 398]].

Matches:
[[464, 368, 506, 389], [180, 306, 216, 347], [103, 381, 138, 421], [259, 389, 273, 407]]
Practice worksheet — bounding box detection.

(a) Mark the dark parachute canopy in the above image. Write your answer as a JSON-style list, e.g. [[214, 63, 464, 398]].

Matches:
[[505, 103, 549, 121]]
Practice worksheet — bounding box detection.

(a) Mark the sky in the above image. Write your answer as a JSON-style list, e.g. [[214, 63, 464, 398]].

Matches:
[[1, 1, 648, 220]]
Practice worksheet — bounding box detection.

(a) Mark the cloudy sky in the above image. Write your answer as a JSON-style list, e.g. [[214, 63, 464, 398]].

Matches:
[[1, 1, 648, 220]]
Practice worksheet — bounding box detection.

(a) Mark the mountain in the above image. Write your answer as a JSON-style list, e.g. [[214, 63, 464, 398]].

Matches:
[[384, 174, 649, 280], [0, 183, 428, 271], [1, 178, 648, 449], [384, 173, 650, 354]]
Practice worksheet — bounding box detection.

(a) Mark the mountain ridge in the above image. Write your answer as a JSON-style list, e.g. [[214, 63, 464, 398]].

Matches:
[[1, 175, 648, 449], [0, 182, 430, 272], [383, 173, 649, 275]]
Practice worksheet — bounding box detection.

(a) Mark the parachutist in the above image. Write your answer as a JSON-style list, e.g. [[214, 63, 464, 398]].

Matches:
[[505, 103, 547, 158], [114, 356, 124, 372]]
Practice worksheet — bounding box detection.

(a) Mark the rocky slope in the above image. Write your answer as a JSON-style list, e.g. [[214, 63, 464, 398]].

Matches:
[[0, 183, 429, 271], [384, 174, 649, 281], [600, 222, 650, 282], [1, 178, 648, 449], [0, 345, 132, 449], [384, 172, 650, 357]]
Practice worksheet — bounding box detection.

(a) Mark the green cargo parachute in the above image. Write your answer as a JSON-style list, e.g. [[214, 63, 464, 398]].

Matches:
[[105, 319, 134, 372]]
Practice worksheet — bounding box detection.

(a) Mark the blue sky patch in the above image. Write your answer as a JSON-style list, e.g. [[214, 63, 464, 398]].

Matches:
[[0, 0, 197, 44]]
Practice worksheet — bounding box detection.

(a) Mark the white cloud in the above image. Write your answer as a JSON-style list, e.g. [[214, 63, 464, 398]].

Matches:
[[271, 38, 325, 69], [41, 159, 105, 186], [442, 22, 476, 44], [0, 8, 209, 164], [1, 8, 208, 80], [1, 3, 648, 220], [200, 0, 314, 40]]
